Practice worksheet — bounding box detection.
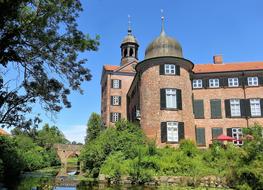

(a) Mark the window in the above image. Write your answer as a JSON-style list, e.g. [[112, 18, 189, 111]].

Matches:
[[232, 128, 243, 145], [165, 64, 176, 75], [167, 122, 179, 142], [210, 99, 222, 118], [196, 128, 205, 146], [228, 78, 239, 87], [112, 79, 121, 89], [166, 89, 177, 108], [193, 100, 204, 119], [193, 79, 202, 89], [209, 79, 219, 88], [212, 128, 223, 139], [111, 112, 120, 122], [247, 77, 258, 86], [230, 99, 241, 117], [250, 99, 261, 117], [111, 96, 121, 106]]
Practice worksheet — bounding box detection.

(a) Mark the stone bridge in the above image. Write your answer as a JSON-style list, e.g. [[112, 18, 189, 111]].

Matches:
[[54, 144, 83, 165], [54, 144, 83, 176]]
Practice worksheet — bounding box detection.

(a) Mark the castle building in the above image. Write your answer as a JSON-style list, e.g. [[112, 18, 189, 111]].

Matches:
[[101, 19, 263, 147]]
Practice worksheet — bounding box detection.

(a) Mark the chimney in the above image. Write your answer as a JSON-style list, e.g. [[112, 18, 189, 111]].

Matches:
[[213, 55, 223, 64]]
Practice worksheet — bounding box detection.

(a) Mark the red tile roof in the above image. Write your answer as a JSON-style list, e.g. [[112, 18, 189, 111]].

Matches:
[[193, 62, 263, 73], [103, 65, 120, 71], [0, 128, 10, 136]]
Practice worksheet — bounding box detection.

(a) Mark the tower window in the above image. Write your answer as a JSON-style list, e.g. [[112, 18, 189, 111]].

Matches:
[[124, 49, 128, 57], [129, 48, 134, 57], [164, 64, 176, 75], [167, 122, 179, 142]]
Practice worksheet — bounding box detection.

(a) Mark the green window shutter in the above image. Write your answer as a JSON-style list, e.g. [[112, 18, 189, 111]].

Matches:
[[203, 79, 208, 88], [118, 113, 121, 121], [178, 122, 185, 141], [259, 76, 263, 86], [160, 89, 166, 109], [177, 89, 182, 110], [239, 77, 244, 87], [119, 80, 122, 89], [159, 64, 164, 75], [240, 99, 247, 117], [212, 128, 223, 139], [111, 80, 114, 88], [244, 77, 248, 86], [119, 96, 121, 106], [196, 128, 205, 146], [210, 99, 222, 119], [227, 128, 232, 137], [110, 96, 113, 105], [224, 99, 231, 118], [261, 99, 263, 117], [176, 65, 180, 75], [219, 78, 226, 88], [160, 122, 167, 143], [193, 100, 204, 119], [246, 99, 251, 117], [110, 113, 113, 122]]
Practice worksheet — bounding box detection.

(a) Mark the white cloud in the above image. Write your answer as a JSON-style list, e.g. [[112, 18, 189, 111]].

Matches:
[[63, 125, 86, 144]]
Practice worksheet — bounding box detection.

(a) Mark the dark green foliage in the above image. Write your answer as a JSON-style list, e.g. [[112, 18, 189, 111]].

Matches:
[[0, 0, 99, 129], [85, 113, 104, 143], [80, 120, 145, 177], [0, 123, 68, 180], [81, 121, 263, 188]]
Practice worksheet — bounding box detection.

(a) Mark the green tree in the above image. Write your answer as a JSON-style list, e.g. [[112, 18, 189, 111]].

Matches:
[[35, 123, 69, 149], [85, 112, 104, 143], [0, 0, 99, 129]]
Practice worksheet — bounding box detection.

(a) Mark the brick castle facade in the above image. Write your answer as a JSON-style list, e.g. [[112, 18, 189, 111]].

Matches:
[[101, 21, 263, 147]]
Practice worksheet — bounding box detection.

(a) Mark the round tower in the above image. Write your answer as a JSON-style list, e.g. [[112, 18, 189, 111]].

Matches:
[[136, 16, 195, 146]]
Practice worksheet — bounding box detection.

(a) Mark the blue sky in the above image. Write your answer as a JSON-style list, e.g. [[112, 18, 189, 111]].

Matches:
[[24, 0, 263, 143]]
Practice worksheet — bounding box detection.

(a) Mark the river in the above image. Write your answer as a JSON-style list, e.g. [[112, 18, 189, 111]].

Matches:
[[0, 175, 221, 190]]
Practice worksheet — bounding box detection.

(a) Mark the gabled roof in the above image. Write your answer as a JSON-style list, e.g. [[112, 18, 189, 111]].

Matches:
[[193, 62, 263, 73]]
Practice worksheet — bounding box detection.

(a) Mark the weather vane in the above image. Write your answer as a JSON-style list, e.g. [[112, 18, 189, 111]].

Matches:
[[160, 9, 165, 34], [128, 14, 132, 34]]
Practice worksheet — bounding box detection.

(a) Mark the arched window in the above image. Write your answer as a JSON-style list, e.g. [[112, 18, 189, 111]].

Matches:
[[124, 49, 128, 57], [129, 48, 134, 57]]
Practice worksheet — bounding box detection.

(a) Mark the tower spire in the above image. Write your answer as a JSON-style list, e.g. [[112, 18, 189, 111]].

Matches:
[[128, 14, 132, 35], [160, 9, 165, 36]]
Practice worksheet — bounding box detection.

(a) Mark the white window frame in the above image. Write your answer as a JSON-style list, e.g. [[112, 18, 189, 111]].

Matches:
[[193, 79, 202, 89], [167, 121, 179, 142], [230, 99, 241, 117], [112, 112, 119, 122], [232, 128, 243, 145], [164, 64, 176, 75], [112, 96, 120, 106], [209, 79, 219, 88], [112, 79, 120, 89], [250, 99, 261, 117], [228, 78, 239, 87], [247, 77, 258, 86], [166, 89, 177, 108]]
